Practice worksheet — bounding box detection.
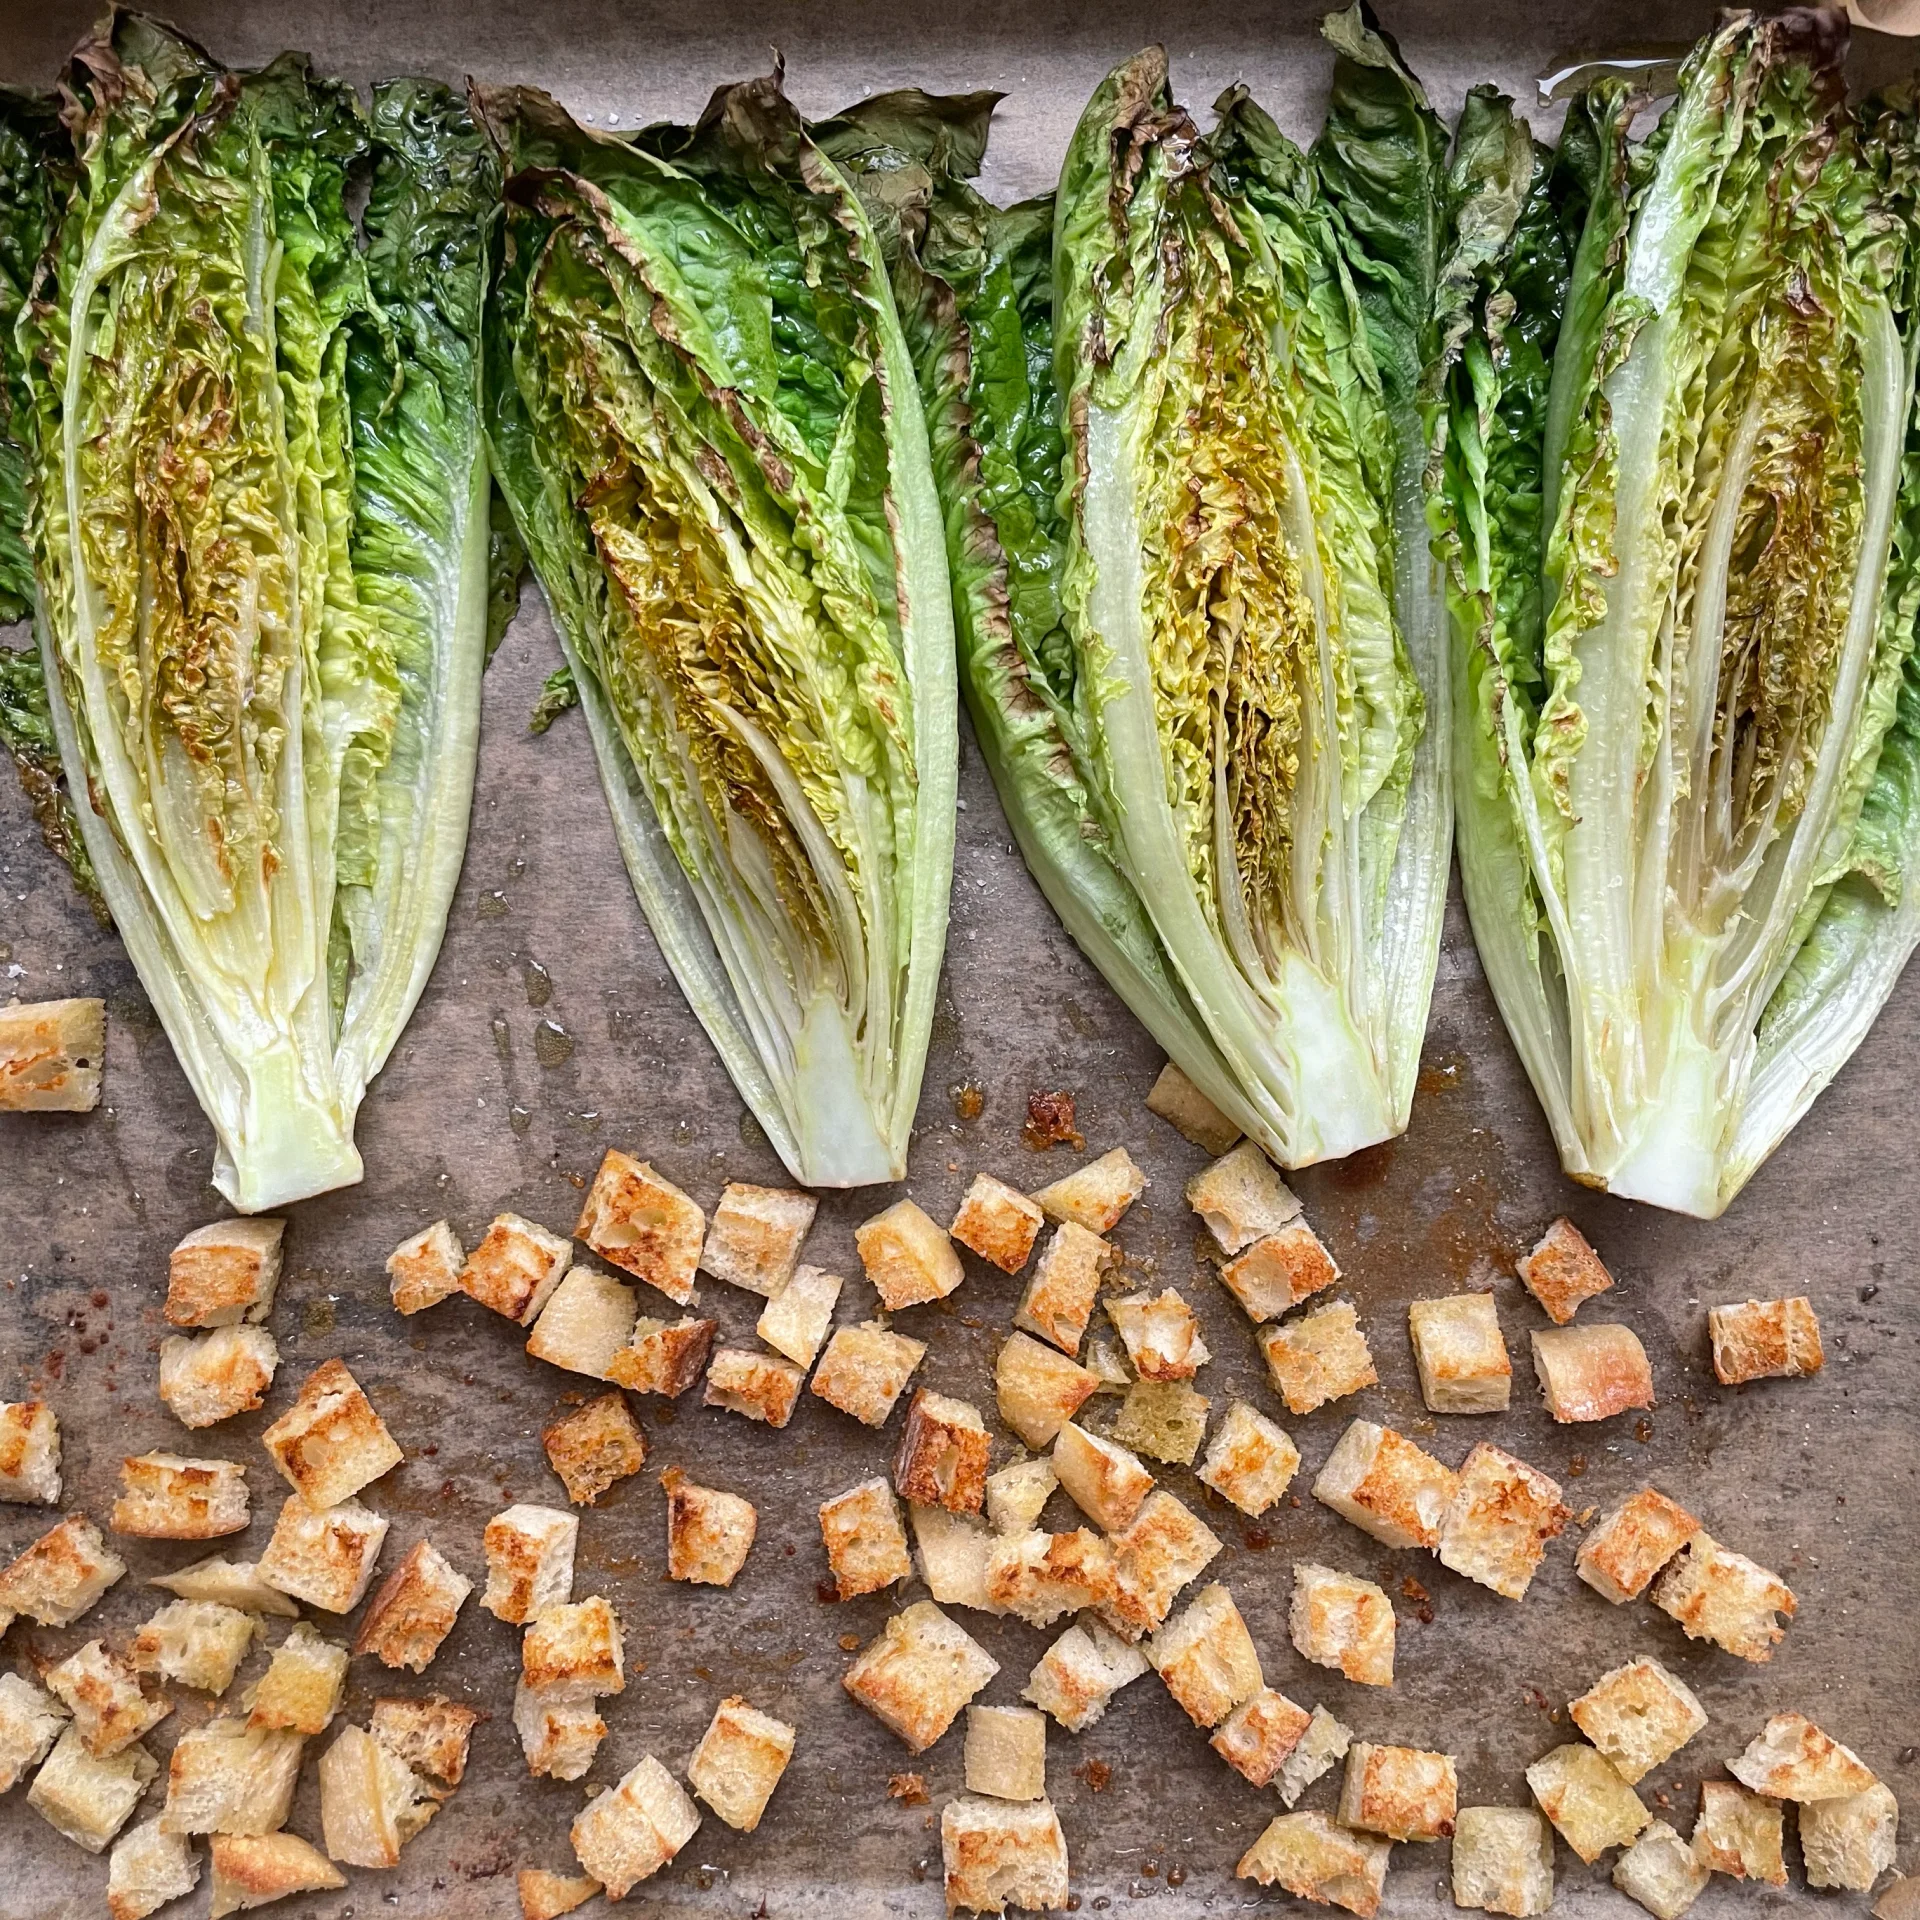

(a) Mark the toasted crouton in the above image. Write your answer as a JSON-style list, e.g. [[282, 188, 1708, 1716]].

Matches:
[[856, 1199, 965, 1310], [542, 1391, 648, 1506], [148, 1555, 295, 1618], [1186, 1142, 1298, 1254], [257, 1495, 389, 1613], [1050, 1421, 1153, 1533], [1313, 1420, 1457, 1552], [1146, 1060, 1242, 1156], [996, 1334, 1098, 1450], [27, 1727, 155, 1852], [895, 1391, 991, 1513], [0, 1512, 126, 1625], [262, 1358, 403, 1509], [526, 1265, 640, 1381], [570, 1755, 702, 1897], [663, 1469, 756, 1586], [522, 1596, 623, 1696], [1259, 1301, 1377, 1416], [1436, 1443, 1569, 1600], [0, 995, 104, 1110], [385, 1220, 464, 1316], [459, 1213, 573, 1325], [811, 1321, 926, 1427], [1211, 1687, 1313, 1788], [1148, 1584, 1262, 1728], [842, 1600, 999, 1752], [687, 1696, 795, 1833], [1031, 1147, 1146, 1234], [1728, 1711, 1877, 1800], [1277, 1706, 1355, 1808], [161, 1720, 303, 1835], [703, 1182, 816, 1297], [0, 1670, 67, 1791], [984, 1529, 1115, 1628], [1409, 1294, 1512, 1414], [952, 1174, 1046, 1274], [45, 1640, 170, 1756], [247, 1622, 348, 1735], [1525, 1743, 1650, 1862], [1022, 1619, 1149, 1732], [130, 1600, 260, 1694], [1099, 1490, 1222, 1641], [574, 1150, 705, 1303], [111, 1452, 250, 1539], [1450, 1805, 1554, 1916], [756, 1263, 842, 1368], [1198, 1402, 1299, 1516], [1516, 1217, 1614, 1323], [1801, 1784, 1899, 1892], [1575, 1487, 1701, 1604], [819, 1478, 911, 1599], [354, 1539, 472, 1672], [207, 1832, 345, 1915], [1691, 1780, 1785, 1883], [1612, 1820, 1710, 1920], [318, 1721, 439, 1869], [1568, 1658, 1706, 1784], [606, 1315, 717, 1397], [482, 1505, 577, 1623], [1289, 1562, 1394, 1687], [1236, 1810, 1391, 1919], [0, 1401, 60, 1504], [369, 1695, 479, 1788], [1014, 1224, 1110, 1356], [513, 1685, 605, 1782], [705, 1346, 805, 1428], [1649, 1532, 1795, 1662], [165, 1218, 285, 1328], [1339, 1742, 1458, 1843], [1111, 1380, 1209, 1466], [519, 1868, 602, 1920], [158, 1326, 280, 1430], [1531, 1324, 1654, 1422], [1220, 1222, 1341, 1323], [1107, 1289, 1208, 1383], [965, 1705, 1046, 1803], [986, 1457, 1059, 1536], [108, 1815, 200, 1920], [911, 1503, 1002, 1614], [941, 1794, 1070, 1914], [1708, 1296, 1824, 1385]]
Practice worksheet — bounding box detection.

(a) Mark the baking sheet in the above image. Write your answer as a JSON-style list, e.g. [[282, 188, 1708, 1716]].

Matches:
[[2, 1, 1917, 1913]]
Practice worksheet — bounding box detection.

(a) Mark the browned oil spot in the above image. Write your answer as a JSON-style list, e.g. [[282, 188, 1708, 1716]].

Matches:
[[1242, 1528, 1273, 1551], [838, 1633, 861, 1652], [1326, 1140, 1396, 1191], [1023, 1088, 1084, 1151], [950, 1081, 985, 1122], [888, 1773, 929, 1805], [1075, 1759, 1112, 1792], [1400, 1575, 1434, 1624]]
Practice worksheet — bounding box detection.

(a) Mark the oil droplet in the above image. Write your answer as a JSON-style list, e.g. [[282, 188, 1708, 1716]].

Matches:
[[508, 1104, 532, 1136], [523, 959, 552, 1008], [532, 1018, 574, 1067], [476, 890, 508, 919], [507, 855, 527, 878], [490, 1016, 513, 1063], [303, 1297, 336, 1336], [739, 1110, 769, 1150], [949, 1080, 985, 1121], [671, 1119, 695, 1146], [566, 1109, 601, 1131]]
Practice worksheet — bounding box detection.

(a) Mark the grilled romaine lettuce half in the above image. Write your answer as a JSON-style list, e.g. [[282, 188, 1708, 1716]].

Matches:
[[24, 18, 498, 1210], [1443, 11, 1920, 1216], [479, 75, 957, 1189]]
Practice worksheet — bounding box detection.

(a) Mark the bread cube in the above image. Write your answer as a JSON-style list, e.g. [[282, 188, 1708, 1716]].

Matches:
[[703, 1181, 816, 1296], [1084, 1337, 1131, 1390], [1801, 1783, 1899, 1891], [459, 1212, 573, 1325], [482, 1504, 577, 1622], [165, 1218, 285, 1328], [148, 1555, 295, 1618], [1436, 1443, 1569, 1600], [1051, 1421, 1153, 1533], [705, 1345, 805, 1428], [526, 1264, 639, 1380], [1525, 1742, 1650, 1861], [246, 1621, 348, 1735], [1259, 1300, 1378, 1416], [0, 1512, 126, 1625], [572, 1755, 702, 1897], [893, 1390, 991, 1514], [1022, 1618, 1148, 1732], [1568, 1657, 1706, 1783], [996, 1334, 1098, 1450], [951, 1174, 1046, 1275], [1210, 1687, 1312, 1787], [819, 1477, 911, 1599], [513, 1685, 605, 1782], [0, 1670, 67, 1790], [262, 1357, 403, 1509], [0, 995, 104, 1110], [911, 1502, 1002, 1612], [161, 1720, 303, 1835], [1198, 1402, 1299, 1516], [1116, 1378, 1215, 1468], [207, 1833, 345, 1915], [1531, 1323, 1654, 1422], [811, 1321, 926, 1427], [1145, 1059, 1242, 1155], [1219, 1221, 1341, 1323], [1409, 1294, 1511, 1414], [1098, 1489, 1222, 1640], [1691, 1779, 1785, 1883], [984, 1528, 1115, 1627], [158, 1326, 281, 1430], [942, 1793, 1070, 1915], [1236, 1810, 1391, 1919], [1516, 1216, 1614, 1323], [1450, 1805, 1554, 1916], [1031, 1147, 1146, 1234], [987, 1456, 1059, 1536], [1339, 1742, 1458, 1842], [369, 1695, 479, 1788], [111, 1452, 250, 1539], [854, 1198, 964, 1310], [318, 1721, 439, 1868], [27, 1727, 155, 1852], [1313, 1420, 1457, 1552], [0, 1400, 60, 1503], [354, 1538, 472, 1672], [45, 1641, 170, 1755], [687, 1695, 794, 1832], [965, 1705, 1046, 1803], [542, 1389, 648, 1505], [574, 1150, 704, 1303], [385, 1220, 464, 1316], [1186, 1141, 1297, 1254], [756, 1263, 842, 1368], [1649, 1532, 1795, 1662], [1289, 1562, 1394, 1687], [1708, 1295, 1824, 1385], [1575, 1487, 1701, 1604], [131, 1599, 260, 1693], [842, 1600, 999, 1752], [1728, 1711, 1877, 1799], [606, 1314, 717, 1397], [1106, 1289, 1208, 1383], [663, 1469, 756, 1586], [1148, 1583, 1262, 1728], [1014, 1223, 1110, 1356], [1612, 1820, 1710, 1920], [257, 1494, 389, 1612], [1277, 1705, 1355, 1807], [522, 1594, 623, 1696], [518, 1869, 602, 1920], [108, 1815, 200, 1920]]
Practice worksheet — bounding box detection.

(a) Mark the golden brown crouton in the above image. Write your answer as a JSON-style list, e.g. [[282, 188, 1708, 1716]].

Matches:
[[256, 1495, 389, 1613], [1707, 1296, 1824, 1385], [687, 1696, 795, 1833], [1612, 1820, 1709, 1920], [107, 1815, 200, 1920], [0, 1512, 126, 1625], [1198, 1402, 1300, 1516], [1211, 1688, 1313, 1788], [261, 1358, 403, 1508], [574, 1149, 705, 1303], [459, 1212, 573, 1325], [27, 1728, 156, 1853], [1098, 1490, 1222, 1641], [1648, 1532, 1795, 1662], [1691, 1780, 1785, 1884], [45, 1640, 170, 1756], [1530, 1323, 1655, 1422], [702, 1182, 817, 1296], [1148, 1584, 1263, 1728], [1219, 1222, 1341, 1323], [569, 1755, 702, 1897], [842, 1600, 999, 1752], [1031, 1147, 1146, 1234], [1800, 1785, 1898, 1892], [1312, 1420, 1457, 1552], [1574, 1487, 1701, 1604], [369, 1695, 479, 1788], [894, 1390, 991, 1514], [1106, 1289, 1209, 1382], [157, 1326, 280, 1430], [482, 1505, 577, 1623], [206, 1832, 345, 1915], [1289, 1562, 1394, 1687], [0, 996, 104, 1111], [995, 1333, 1099, 1450], [1516, 1217, 1614, 1323], [856, 1198, 965, 1309], [1525, 1743, 1650, 1862], [111, 1453, 250, 1540], [1050, 1421, 1153, 1534], [526, 1265, 640, 1381], [965, 1704, 1047, 1802], [1728, 1712, 1878, 1801], [353, 1539, 472, 1672], [1450, 1805, 1554, 1917], [984, 1529, 1116, 1628], [1014, 1223, 1111, 1356], [1338, 1743, 1457, 1844], [129, 1599, 259, 1694], [518, 1868, 602, 1920], [755, 1264, 842, 1368], [1236, 1810, 1391, 1919], [910, 1502, 1002, 1613], [522, 1595, 624, 1695], [164, 1218, 285, 1328], [385, 1220, 464, 1316], [663, 1469, 756, 1586], [1435, 1443, 1570, 1601], [1109, 1380, 1209, 1467], [704, 1346, 805, 1428], [1259, 1301, 1378, 1416], [1021, 1619, 1149, 1733], [1145, 1060, 1242, 1157], [317, 1722, 440, 1868], [1408, 1293, 1512, 1414], [0, 1400, 60, 1504], [246, 1622, 348, 1736], [952, 1174, 1046, 1274], [941, 1794, 1070, 1914], [0, 1670, 67, 1791], [605, 1315, 717, 1396], [1568, 1658, 1706, 1785], [148, 1555, 296, 1618], [161, 1720, 304, 1836], [811, 1321, 926, 1427], [1187, 1142, 1300, 1254], [513, 1686, 605, 1783], [541, 1390, 648, 1505], [818, 1478, 912, 1600]]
